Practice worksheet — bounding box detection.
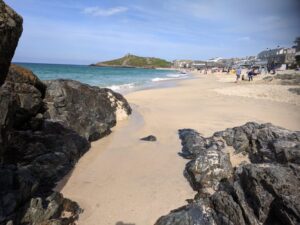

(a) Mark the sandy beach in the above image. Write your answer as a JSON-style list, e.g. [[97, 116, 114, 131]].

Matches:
[[59, 71, 300, 225]]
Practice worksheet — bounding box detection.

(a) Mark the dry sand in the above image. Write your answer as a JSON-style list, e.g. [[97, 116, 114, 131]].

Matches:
[[59, 71, 300, 225]]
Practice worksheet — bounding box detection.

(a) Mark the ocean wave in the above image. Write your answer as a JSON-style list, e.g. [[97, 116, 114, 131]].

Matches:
[[107, 83, 135, 91], [166, 73, 187, 78], [151, 77, 175, 82], [152, 73, 188, 82]]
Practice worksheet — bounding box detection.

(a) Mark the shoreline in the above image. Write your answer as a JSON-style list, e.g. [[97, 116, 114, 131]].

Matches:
[[59, 71, 300, 225], [109, 70, 193, 95]]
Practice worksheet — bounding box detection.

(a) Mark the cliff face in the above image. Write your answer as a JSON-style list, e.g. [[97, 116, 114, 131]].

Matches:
[[0, 0, 23, 86], [0, 1, 132, 224]]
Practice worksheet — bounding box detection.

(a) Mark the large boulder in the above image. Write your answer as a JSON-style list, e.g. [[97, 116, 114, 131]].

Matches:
[[155, 123, 300, 225], [0, 64, 133, 225], [0, 0, 23, 86], [179, 129, 232, 192], [44, 79, 132, 141], [0, 65, 46, 158]]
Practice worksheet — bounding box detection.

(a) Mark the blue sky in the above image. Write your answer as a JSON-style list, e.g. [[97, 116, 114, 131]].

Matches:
[[6, 0, 300, 64]]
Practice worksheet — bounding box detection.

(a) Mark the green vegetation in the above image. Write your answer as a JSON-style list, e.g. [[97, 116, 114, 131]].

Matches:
[[93, 54, 172, 68]]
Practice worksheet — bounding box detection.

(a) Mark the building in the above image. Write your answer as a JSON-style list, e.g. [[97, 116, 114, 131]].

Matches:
[[207, 57, 223, 63], [257, 47, 296, 67], [173, 60, 193, 68], [192, 61, 206, 69]]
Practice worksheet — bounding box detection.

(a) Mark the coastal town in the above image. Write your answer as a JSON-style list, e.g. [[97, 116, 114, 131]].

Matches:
[[173, 37, 300, 75]]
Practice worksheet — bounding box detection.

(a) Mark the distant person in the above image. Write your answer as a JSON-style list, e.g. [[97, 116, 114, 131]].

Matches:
[[236, 67, 242, 83], [267, 64, 271, 73], [248, 69, 257, 81], [270, 61, 276, 74]]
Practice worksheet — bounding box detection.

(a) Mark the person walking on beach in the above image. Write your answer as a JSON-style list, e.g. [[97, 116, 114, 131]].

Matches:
[[236, 67, 242, 83], [248, 69, 256, 81]]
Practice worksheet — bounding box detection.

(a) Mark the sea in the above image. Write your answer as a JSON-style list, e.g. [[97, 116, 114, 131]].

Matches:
[[16, 63, 189, 94]]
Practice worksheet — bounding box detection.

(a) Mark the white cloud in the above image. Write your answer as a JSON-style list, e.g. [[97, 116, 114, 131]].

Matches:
[[83, 6, 128, 17]]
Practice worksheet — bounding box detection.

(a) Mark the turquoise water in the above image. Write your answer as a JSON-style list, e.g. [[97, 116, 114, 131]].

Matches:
[[16, 63, 188, 93]]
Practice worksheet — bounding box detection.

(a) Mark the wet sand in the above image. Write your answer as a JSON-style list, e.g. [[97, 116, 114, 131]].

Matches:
[[59, 72, 300, 225]]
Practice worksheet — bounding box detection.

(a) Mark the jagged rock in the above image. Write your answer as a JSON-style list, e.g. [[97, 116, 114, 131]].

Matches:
[[155, 123, 300, 225], [214, 122, 300, 164], [178, 129, 224, 159], [140, 135, 157, 142], [4, 121, 90, 182], [211, 191, 246, 225], [155, 198, 216, 225], [0, 120, 89, 224], [184, 148, 232, 191], [179, 129, 232, 192], [0, 2, 133, 224], [44, 79, 132, 141], [21, 192, 82, 225], [0, 64, 133, 225], [7, 64, 46, 96], [0, 65, 47, 158], [0, 0, 23, 86]]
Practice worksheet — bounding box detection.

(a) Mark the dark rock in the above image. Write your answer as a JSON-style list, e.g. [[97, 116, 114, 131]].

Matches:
[[155, 123, 300, 225], [21, 192, 82, 225], [0, 65, 47, 159], [289, 88, 300, 95], [214, 122, 300, 164], [0, 64, 133, 224], [7, 64, 47, 97], [155, 198, 216, 225], [0, 120, 89, 224], [140, 135, 157, 142], [184, 148, 232, 191], [0, 65, 46, 132], [211, 191, 246, 225], [178, 129, 224, 159], [179, 129, 232, 192], [0, 0, 23, 86], [43, 79, 132, 141], [230, 163, 300, 225], [0, 2, 132, 224]]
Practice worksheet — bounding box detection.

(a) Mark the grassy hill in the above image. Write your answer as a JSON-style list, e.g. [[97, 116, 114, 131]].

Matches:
[[92, 54, 172, 68]]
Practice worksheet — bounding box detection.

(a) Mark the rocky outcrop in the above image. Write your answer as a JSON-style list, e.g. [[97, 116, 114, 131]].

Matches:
[[0, 0, 23, 86], [0, 65, 91, 225], [179, 129, 232, 192], [0, 64, 132, 224], [44, 79, 132, 141], [0, 66, 132, 225], [155, 123, 300, 225], [0, 2, 132, 224]]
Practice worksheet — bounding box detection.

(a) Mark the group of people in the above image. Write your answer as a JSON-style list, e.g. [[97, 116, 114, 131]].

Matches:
[[235, 68, 258, 82]]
